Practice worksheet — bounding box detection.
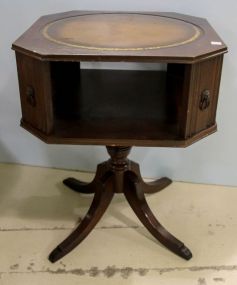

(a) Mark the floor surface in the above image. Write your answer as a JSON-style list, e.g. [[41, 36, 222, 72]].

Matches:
[[0, 163, 236, 284]]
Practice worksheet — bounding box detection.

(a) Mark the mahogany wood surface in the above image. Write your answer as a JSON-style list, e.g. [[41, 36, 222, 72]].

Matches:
[[49, 174, 114, 263], [16, 53, 53, 134], [16, 56, 222, 146], [20, 119, 217, 147], [49, 146, 191, 263], [12, 11, 227, 263]]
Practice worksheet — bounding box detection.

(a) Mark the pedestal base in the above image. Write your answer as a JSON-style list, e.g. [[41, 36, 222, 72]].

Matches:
[[49, 146, 192, 263]]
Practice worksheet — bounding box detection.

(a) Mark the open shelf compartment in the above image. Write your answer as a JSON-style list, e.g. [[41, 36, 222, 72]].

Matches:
[[16, 52, 222, 147], [50, 62, 181, 142]]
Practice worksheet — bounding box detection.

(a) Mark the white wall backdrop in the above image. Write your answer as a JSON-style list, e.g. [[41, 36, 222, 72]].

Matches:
[[0, 0, 236, 186]]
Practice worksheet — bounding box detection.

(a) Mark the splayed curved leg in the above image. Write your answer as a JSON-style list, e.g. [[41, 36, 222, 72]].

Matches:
[[63, 162, 109, 194], [130, 161, 172, 194], [142, 177, 172, 194], [123, 171, 192, 260], [49, 174, 114, 263], [63, 177, 94, 194], [50, 146, 192, 263]]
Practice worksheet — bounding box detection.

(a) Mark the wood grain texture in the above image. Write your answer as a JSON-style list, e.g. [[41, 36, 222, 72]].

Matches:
[[188, 56, 224, 136], [49, 173, 114, 263], [49, 146, 191, 262], [16, 52, 53, 134], [17, 59, 221, 147], [12, 12, 227, 264], [12, 11, 227, 63], [20, 119, 217, 147], [124, 171, 192, 260], [166, 55, 224, 138]]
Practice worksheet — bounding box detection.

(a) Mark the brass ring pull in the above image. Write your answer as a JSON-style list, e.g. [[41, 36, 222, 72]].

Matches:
[[199, 89, 210, 111]]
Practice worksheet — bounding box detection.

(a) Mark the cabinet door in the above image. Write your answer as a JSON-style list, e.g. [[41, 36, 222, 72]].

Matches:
[[15, 52, 53, 134], [187, 55, 224, 137], [167, 55, 223, 139]]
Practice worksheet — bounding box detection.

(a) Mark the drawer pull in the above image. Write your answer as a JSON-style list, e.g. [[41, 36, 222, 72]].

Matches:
[[199, 89, 210, 111], [26, 86, 36, 107]]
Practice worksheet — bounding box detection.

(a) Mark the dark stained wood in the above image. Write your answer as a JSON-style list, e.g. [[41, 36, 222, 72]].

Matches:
[[124, 171, 192, 260], [12, 11, 227, 63], [17, 62, 222, 146], [20, 119, 217, 147], [166, 55, 224, 138], [129, 160, 172, 194], [63, 161, 112, 194], [65, 163, 172, 195], [12, 11, 227, 263], [13, 12, 226, 147], [187, 55, 224, 136], [15, 52, 53, 134], [50, 146, 191, 263], [166, 63, 186, 134], [63, 178, 95, 194], [49, 170, 114, 263], [64, 174, 171, 195]]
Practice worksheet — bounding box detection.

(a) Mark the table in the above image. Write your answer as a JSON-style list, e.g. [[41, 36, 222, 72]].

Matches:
[[12, 11, 227, 263]]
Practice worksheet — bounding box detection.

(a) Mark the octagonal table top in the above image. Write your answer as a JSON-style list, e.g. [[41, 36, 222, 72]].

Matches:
[[12, 11, 227, 63]]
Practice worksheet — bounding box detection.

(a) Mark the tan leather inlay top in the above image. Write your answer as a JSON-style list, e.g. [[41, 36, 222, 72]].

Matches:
[[42, 13, 202, 51]]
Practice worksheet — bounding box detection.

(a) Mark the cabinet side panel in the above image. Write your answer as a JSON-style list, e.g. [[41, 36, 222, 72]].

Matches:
[[15, 52, 53, 134], [166, 63, 190, 138], [188, 55, 224, 136], [207, 56, 224, 126]]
